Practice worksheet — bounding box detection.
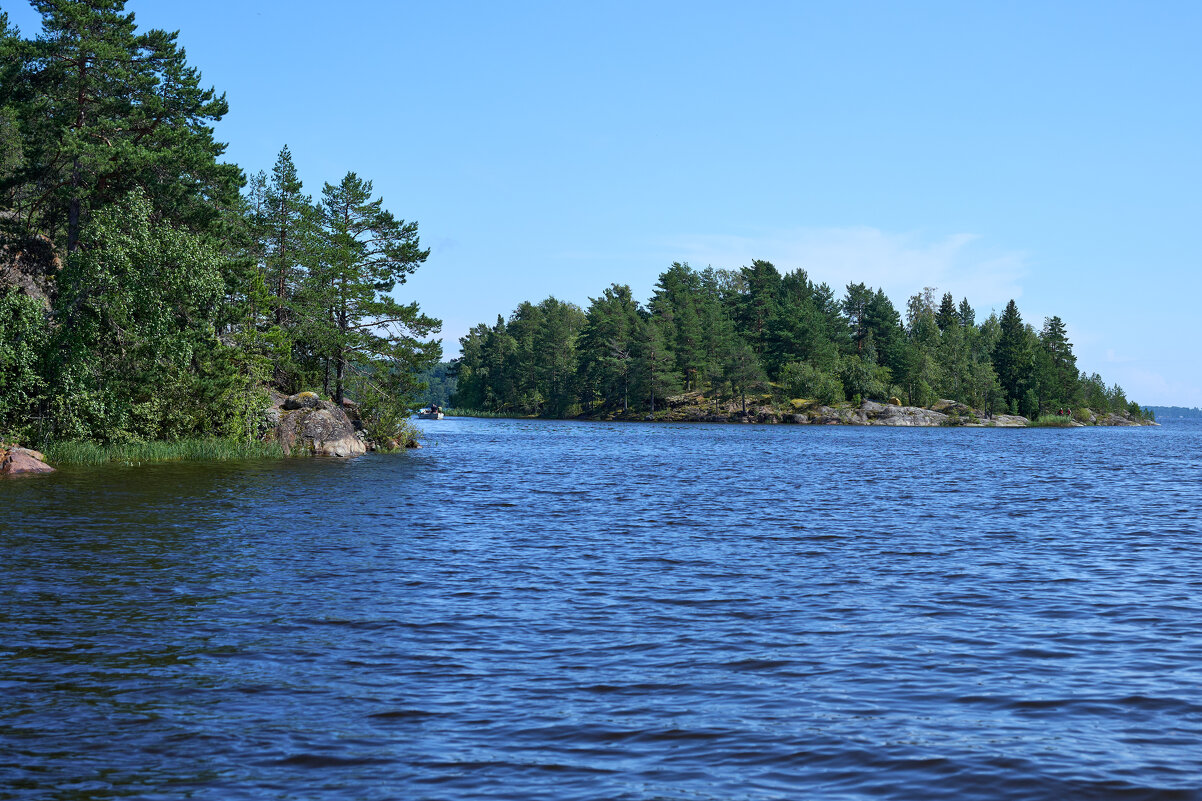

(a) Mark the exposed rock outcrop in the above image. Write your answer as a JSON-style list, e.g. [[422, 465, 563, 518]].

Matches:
[[583, 391, 1157, 428], [270, 392, 366, 457], [0, 445, 55, 475]]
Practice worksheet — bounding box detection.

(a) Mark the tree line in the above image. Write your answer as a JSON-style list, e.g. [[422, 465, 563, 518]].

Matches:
[[452, 260, 1144, 420], [0, 3, 439, 445]]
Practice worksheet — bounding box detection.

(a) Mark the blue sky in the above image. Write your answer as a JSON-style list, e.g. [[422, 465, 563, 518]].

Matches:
[[8, 1, 1200, 405]]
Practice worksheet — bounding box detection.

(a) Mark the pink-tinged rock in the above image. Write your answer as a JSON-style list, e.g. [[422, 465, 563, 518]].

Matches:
[[1, 447, 55, 475]]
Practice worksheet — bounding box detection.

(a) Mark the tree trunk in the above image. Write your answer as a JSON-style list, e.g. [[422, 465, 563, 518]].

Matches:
[[334, 286, 347, 405], [68, 56, 86, 253], [335, 350, 344, 405]]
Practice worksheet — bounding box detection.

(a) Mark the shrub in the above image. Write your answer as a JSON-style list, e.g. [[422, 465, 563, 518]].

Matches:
[[780, 361, 844, 405], [840, 356, 888, 402]]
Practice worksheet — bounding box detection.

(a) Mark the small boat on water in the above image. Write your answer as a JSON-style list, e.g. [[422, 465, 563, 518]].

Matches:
[[417, 408, 444, 420]]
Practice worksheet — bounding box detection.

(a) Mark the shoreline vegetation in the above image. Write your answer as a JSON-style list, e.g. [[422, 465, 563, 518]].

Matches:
[[445, 394, 1152, 428], [449, 262, 1154, 427], [0, 3, 440, 470], [41, 438, 285, 467]]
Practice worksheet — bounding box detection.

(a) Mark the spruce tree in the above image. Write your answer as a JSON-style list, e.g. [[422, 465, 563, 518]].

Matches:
[[263, 146, 312, 331], [957, 297, 975, 328], [993, 299, 1034, 407], [935, 291, 958, 330]]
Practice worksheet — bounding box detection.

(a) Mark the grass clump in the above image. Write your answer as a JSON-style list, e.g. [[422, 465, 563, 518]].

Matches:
[[1026, 415, 1076, 428], [442, 408, 513, 419], [42, 438, 285, 466]]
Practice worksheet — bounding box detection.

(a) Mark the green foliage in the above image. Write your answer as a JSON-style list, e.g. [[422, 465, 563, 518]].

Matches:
[[50, 190, 225, 442], [840, 355, 889, 402], [454, 269, 1140, 421], [308, 170, 441, 405], [8, 0, 240, 248], [42, 438, 284, 466], [780, 361, 844, 405], [1026, 415, 1075, 428], [416, 362, 457, 408], [993, 300, 1035, 406], [1021, 388, 1040, 420], [0, 289, 49, 441]]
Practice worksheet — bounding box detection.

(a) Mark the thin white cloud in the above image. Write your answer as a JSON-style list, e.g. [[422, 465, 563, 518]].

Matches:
[[663, 226, 1029, 309]]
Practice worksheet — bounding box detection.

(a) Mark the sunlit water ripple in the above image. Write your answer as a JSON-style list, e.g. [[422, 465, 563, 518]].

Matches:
[[3, 418, 1202, 800]]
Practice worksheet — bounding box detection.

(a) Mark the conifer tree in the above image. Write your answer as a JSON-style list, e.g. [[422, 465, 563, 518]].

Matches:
[[579, 284, 643, 411], [1037, 315, 1079, 411], [993, 299, 1034, 406], [957, 297, 975, 328], [634, 316, 681, 413], [16, 0, 239, 249], [734, 260, 782, 357], [650, 263, 706, 391], [313, 171, 439, 405], [534, 298, 585, 417], [935, 291, 957, 330], [724, 341, 765, 416], [263, 146, 312, 330]]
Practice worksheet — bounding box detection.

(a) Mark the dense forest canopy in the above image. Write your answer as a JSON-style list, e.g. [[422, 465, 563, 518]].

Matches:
[[0, 3, 440, 445], [452, 260, 1147, 421]]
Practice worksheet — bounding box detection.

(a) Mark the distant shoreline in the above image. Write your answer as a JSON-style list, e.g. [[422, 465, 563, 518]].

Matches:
[[442, 397, 1155, 428]]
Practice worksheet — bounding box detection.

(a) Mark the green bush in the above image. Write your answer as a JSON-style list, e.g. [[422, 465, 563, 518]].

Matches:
[[840, 356, 888, 402], [0, 290, 50, 442], [780, 361, 844, 405]]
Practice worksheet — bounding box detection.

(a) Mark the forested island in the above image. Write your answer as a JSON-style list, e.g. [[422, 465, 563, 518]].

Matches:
[[450, 262, 1153, 427], [0, 3, 440, 466]]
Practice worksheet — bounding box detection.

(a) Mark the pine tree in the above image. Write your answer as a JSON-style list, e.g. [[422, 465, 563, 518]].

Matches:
[[313, 171, 439, 406], [650, 262, 706, 391], [842, 282, 874, 357], [578, 284, 643, 411], [734, 260, 782, 357], [723, 342, 765, 416], [634, 316, 681, 412], [16, 0, 239, 249]]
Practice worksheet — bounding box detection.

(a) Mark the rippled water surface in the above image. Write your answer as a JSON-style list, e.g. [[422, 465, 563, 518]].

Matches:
[[4, 419, 1202, 800]]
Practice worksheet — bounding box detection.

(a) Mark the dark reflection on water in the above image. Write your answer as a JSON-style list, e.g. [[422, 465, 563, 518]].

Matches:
[[3, 420, 1202, 800]]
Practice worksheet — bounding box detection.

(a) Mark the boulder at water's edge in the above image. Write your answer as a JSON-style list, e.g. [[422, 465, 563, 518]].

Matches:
[[272, 393, 366, 457], [0, 445, 55, 475]]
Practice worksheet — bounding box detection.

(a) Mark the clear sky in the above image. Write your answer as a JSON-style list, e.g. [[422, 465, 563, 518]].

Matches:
[[7, 1, 1200, 405]]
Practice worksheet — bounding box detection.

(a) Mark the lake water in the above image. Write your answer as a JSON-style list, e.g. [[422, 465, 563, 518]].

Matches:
[[3, 418, 1202, 800]]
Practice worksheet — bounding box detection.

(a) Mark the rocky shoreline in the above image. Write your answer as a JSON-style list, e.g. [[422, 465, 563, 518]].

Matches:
[[265, 390, 368, 457], [0, 444, 55, 475], [577, 394, 1157, 428]]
